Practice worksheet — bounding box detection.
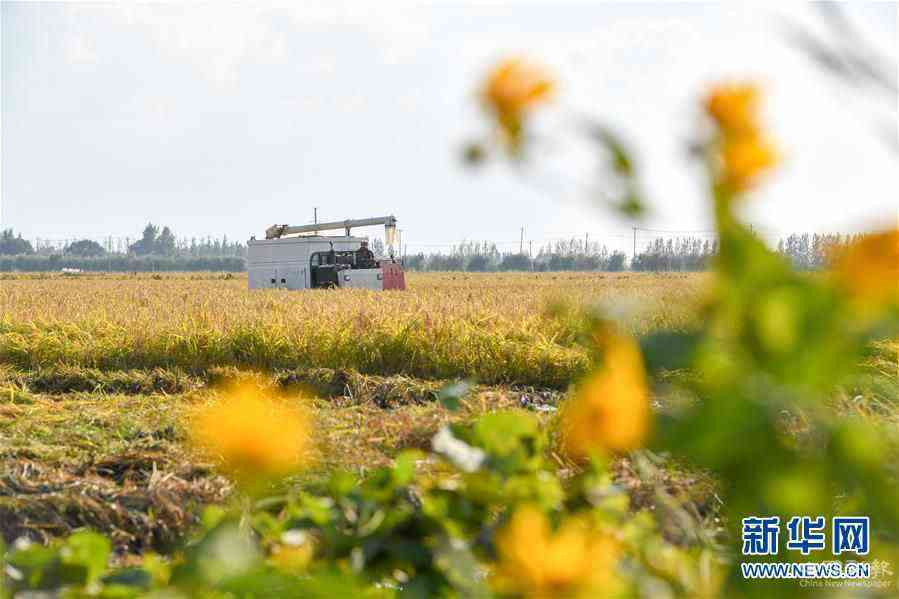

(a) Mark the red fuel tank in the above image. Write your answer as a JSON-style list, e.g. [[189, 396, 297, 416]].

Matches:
[[379, 261, 406, 290]]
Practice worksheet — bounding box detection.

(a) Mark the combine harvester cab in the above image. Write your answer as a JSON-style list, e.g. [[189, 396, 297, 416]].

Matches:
[[247, 215, 405, 291]]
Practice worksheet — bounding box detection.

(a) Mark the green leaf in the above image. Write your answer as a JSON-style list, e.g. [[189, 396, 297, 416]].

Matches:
[[590, 125, 634, 176], [462, 141, 487, 166], [60, 530, 111, 586], [101, 567, 152, 589], [615, 192, 645, 219], [639, 331, 701, 374], [200, 505, 228, 532], [438, 380, 472, 411], [328, 469, 358, 496], [6, 541, 59, 589], [392, 450, 424, 486], [174, 522, 261, 587], [470, 412, 540, 457], [432, 535, 489, 598]]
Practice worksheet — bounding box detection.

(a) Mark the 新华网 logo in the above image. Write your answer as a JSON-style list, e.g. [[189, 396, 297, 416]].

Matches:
[[740, 515, 872, 580]]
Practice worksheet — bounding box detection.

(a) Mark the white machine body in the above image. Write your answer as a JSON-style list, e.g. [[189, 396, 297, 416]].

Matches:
[[247, 235, 364, 290], [247, 215, 405, 291]]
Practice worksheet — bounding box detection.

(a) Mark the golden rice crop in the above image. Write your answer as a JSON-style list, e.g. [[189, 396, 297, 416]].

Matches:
[[0, 272, 703, 388]]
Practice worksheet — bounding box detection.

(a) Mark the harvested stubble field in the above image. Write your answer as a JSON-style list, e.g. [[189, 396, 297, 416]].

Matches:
[[0, 271, 707, 551]]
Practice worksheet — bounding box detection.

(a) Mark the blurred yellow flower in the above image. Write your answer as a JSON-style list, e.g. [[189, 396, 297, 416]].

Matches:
[[720, 134, 779, 193], [561, 331, 650, 458], [705, 83, 759, 136], [831, 228, 899, 308], [493, 505, 619, 598], [482, 58, 554, 146], [269, 543, 314, 574], [704, 82, 778, 194], [191, 383, 310, 486]]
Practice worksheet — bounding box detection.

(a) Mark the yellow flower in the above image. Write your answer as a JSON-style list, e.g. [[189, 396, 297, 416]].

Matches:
[[705, 83, 760, 136], [191, 383, 310, 486], [560, 331, 650, 458], [831, 228, 899, 309], [492, 506, 619, 598], [703, 82, 779, 194], [482, 58, 554, 146], [720, 134, 779, 193], [269, 544, 314, 574]]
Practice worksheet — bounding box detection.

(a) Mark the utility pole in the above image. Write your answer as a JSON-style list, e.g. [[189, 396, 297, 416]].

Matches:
[[519, 227, 524, 255], [400, 229, 406, 264], [585, 232, 589, 255], [528, 240, 532, 258], [632, 226, 637, 262], [313, 207, 318, 235]]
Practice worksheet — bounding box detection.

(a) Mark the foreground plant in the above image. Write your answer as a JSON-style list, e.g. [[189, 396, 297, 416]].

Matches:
[[492, 505, 620, 598], [2, 386, 717, 597], [191, 382, 311, 491], [704, 83, 778, 193], [559, 327, 651, 458], [481, 57, 555, 152]]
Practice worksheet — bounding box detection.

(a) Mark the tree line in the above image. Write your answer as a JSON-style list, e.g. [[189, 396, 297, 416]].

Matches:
[[776, 232, 866, 271], [403, 239, 629, 272], [0, 227, 869, 272], [0, 224, 246, 271], [1, 224, 246, 258], [396, 233, 865, 273]]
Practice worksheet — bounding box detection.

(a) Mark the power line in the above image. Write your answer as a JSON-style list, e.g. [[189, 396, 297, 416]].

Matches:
[[633, 227, 718, 234]]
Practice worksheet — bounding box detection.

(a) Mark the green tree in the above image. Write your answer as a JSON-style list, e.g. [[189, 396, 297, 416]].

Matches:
[[466, 254, 491, 272], [607, 251, 627, 271], [0, 228, 35, 255], [129, 223, 159, 255], [499, 253, 532, 271], [66, 239, 106, 257], [157, 226, 177, 256]]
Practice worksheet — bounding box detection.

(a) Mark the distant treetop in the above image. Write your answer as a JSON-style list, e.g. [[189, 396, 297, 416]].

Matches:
[[66, 239, 106, 257], [0, 228, 35, 255]]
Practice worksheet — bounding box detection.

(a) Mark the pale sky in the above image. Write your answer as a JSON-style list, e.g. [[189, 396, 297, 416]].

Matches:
[[1, 2, 896, 255]]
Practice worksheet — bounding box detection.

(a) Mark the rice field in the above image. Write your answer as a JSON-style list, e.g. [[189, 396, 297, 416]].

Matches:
[[0, 272, 703, 387], [0, 271, 708, 551]]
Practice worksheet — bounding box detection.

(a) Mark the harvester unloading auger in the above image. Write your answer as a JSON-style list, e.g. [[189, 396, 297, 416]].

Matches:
[[247, 215, 405, 290]]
